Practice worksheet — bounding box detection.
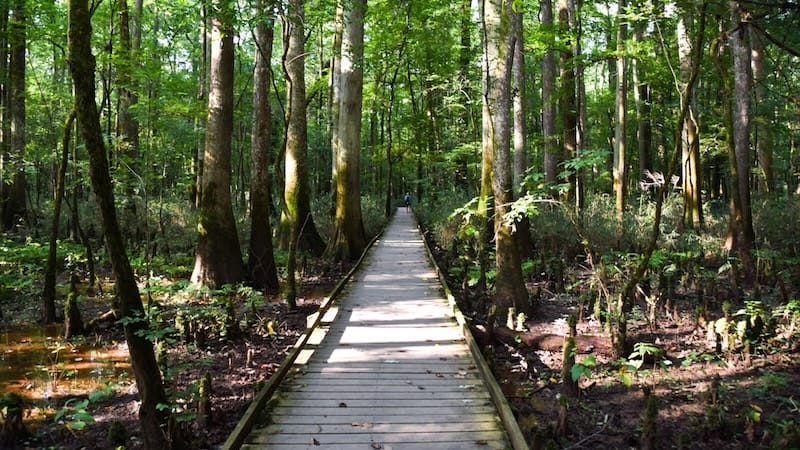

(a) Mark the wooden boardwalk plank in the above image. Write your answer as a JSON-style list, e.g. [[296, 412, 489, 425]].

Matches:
[[249, 430, 508, 445], [236, 210, 515, 449]]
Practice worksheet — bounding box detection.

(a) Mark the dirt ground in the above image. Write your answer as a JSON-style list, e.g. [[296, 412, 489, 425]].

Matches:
[[4, 254, 800, 449], [0, 275, 336, 450], [473, 283, 800, 449]]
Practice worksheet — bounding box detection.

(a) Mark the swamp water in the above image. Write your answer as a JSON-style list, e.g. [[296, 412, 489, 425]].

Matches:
[[0, 324, 132, 401]]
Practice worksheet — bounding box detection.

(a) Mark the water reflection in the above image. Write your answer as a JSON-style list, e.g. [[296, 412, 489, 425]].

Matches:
[[0, 324, 132, 401]]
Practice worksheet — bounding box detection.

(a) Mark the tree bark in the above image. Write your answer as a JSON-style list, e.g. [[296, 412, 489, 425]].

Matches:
[[67, 1, 173, 447], [43, 110, 76, 324], [326, 0, 367, 262], [191, 0, 246, 287], [483, 0, 529, 318], [278, 0, 326, 257], [117, 0, 139, 165], [559, 0, 578, 204], [750, 27, 773, 193], [678, 9, 703, 229], [613, 0, 627, 217], [541, 0, 559, 186], [512, 9, 532, 256], [633, 5, 652, 188], [247, 0, 279, 292], [730, 1, 756, 277], [2, 0, 26, 230]]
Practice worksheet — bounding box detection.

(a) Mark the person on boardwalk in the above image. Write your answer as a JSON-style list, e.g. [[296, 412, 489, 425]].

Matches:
[[404, 192, 411, 212]]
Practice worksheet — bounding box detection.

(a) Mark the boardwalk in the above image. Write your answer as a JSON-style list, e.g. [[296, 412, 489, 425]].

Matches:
[[238, 210, 512, 449]]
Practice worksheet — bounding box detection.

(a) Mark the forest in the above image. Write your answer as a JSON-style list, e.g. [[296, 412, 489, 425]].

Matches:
[[0, 0, 799, 448]]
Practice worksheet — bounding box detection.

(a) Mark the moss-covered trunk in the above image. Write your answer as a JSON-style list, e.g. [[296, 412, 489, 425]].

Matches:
[[67, 1, 174, 447]]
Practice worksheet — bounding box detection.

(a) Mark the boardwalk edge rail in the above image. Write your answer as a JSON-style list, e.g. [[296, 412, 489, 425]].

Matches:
[[418, 220, 531, 450], [222, 224, 385, 450]]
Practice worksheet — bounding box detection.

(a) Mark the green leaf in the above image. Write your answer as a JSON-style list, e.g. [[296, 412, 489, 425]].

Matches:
[[570, 364, 588, 382], [68, 421, 87, 430], [580, 354, 597, 367]]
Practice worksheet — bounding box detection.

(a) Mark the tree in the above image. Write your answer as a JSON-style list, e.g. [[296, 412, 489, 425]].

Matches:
[[678, 7, 703, 229], [247, 0, 279, 292], [482, 0, 529, 319], [67, 0, 173, 447], [117, 0, 139, 171], [1, 0, 26, 230], [613, 0, 627, 216], [632, 0, 652, 187], [278, 0, 325, 258], [559, 0, 578, 204], [750, 27, 773, 193], [729, 0, 756, 277], [190, 0, 246, 287], [542, 0, 559, 186], [326, 0, 367, 262], [43, 111, 76, 324], [512, 8, 532, 255]]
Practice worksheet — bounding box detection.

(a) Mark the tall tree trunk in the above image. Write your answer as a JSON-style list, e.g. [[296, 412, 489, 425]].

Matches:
[[384, 22, 407, 219], [117, 0, 139, 166], [678, 10, 703, 229], [192, 4, 210, 207], [573, 0, 586, 211], [67, 1, 174, 447], [541, 0, 559, 186], [0, 2, 7, 230], [279, 0, 326, 259], [613, 0, 627, 217], [326, 0, 367, 261], [633, 4, 652, 187], [117, 0, 142, 242], [559, 0, 578, 203], [328, 1, 344, 208], [43, 111, 76, 324], [750, 27, 773, 193], [611, 2, 708, 358], [483, 0, 529, 319], [190, 0, 246, 287], [2, 0, 25, 230], [730, 1, 755, 277], [459, 0, 474, 139], [512, 9, 532, 256], [247, 0, 279, 292]]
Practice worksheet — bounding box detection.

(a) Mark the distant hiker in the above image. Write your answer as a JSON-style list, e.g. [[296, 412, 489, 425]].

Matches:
[[404, 192, 411, 212]]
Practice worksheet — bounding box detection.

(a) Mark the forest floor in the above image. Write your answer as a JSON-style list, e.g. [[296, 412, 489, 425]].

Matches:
[[0, 264, 345, 450], [4, 252, 800, 449], [460, 276, 800, 449]]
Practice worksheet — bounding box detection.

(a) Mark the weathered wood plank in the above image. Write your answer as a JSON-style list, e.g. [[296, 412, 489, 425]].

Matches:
[[256, 420, 502, 435], [267, 413, 500, 426], [230, 211, 520, 450], [242, 442, 507, 450], [287, 369, 478, 381], [267, 405, 498, 417], [273, 398, 494, 408], [281, 384, 489, 399], [248, 430, 508, 445]]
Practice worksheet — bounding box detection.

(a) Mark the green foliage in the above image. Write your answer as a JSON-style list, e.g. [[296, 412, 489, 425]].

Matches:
[[628, 342, 663, 371], [754, 371, 789, 399], [771, 419, 800, 449], [680, 351, 726, 368], [570, 353, 597, 382], [0, 238, 84, 303], [53, 398, 94, 432]]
